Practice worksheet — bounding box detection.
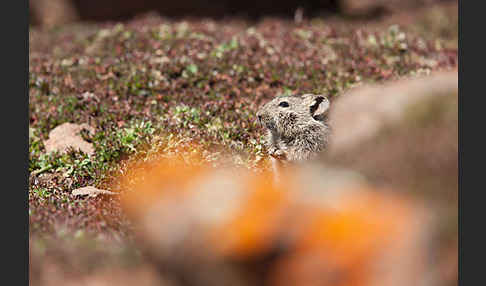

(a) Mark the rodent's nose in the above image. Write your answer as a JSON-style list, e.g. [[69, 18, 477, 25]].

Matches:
[[257, 115, 262, 122]]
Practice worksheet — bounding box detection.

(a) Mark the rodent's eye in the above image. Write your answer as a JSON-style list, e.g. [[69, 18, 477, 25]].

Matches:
[[279, 101, 289, 108]]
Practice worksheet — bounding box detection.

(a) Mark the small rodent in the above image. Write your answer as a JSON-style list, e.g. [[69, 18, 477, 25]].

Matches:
[[257, 94, 331, 163]]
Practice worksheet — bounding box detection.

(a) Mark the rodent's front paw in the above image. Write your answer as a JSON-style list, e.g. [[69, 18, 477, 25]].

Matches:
[[269, 148, 287, 160]]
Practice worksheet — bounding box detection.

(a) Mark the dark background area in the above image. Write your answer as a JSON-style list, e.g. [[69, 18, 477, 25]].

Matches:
[[30, 0, 454, 27]]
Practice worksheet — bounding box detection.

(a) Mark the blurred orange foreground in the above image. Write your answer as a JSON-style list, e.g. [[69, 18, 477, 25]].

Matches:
[[119, 155, 439, 286]]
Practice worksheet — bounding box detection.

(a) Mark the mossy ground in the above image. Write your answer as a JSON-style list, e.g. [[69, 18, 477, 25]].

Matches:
[[29, 2, 457, 282]]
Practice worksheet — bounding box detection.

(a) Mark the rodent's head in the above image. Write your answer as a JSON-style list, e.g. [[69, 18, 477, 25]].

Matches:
[[256, 94, 330, 137]]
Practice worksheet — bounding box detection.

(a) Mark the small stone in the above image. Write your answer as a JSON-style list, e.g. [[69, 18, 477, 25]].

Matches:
[[44, 123, 95, 156], [72, 186, 115, 197]]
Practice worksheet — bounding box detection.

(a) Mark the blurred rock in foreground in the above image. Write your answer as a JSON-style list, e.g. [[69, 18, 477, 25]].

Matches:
[[326, 70, 457, 202], [325, 70, 458, 286], [117, 156, 450, 286]]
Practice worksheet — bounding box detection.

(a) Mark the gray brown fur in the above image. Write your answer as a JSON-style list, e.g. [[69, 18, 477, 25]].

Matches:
[[257, 94, 331, 162]]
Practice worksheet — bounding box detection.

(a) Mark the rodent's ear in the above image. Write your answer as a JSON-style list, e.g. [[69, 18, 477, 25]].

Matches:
[[309, 95, 330, 121]]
